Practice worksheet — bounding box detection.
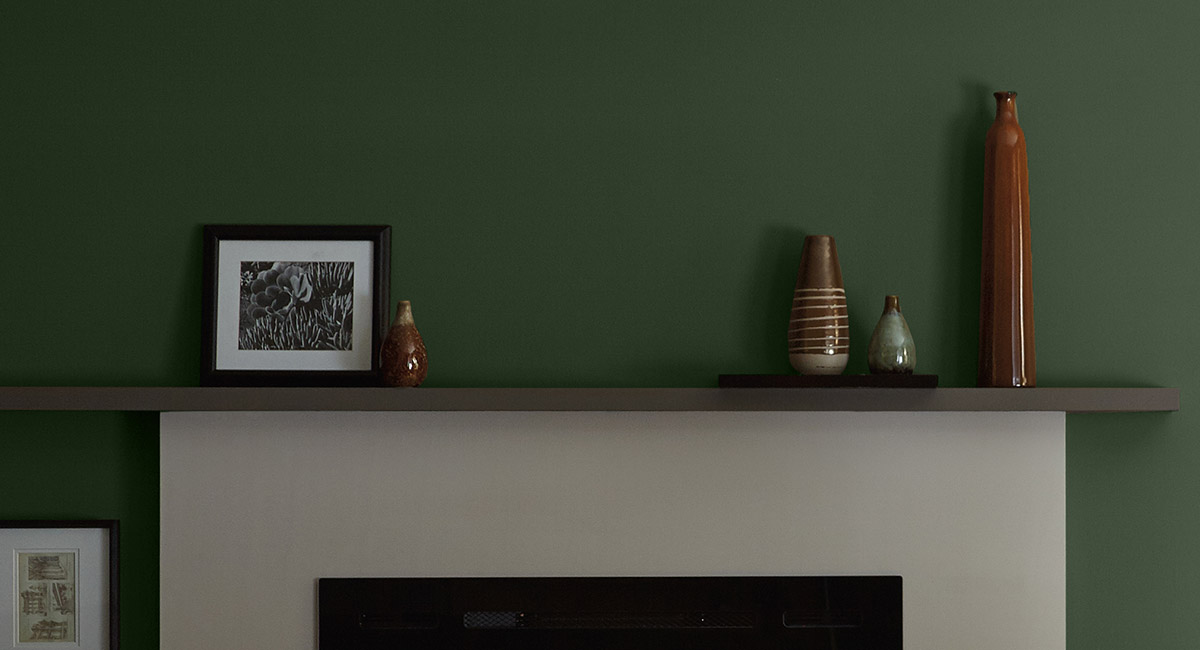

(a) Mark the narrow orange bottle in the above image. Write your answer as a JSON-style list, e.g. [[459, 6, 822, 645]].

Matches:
[[979, 91, 1036, 387]]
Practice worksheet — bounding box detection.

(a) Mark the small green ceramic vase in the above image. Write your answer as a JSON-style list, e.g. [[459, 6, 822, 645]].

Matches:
[[867, 295, 916, 374]]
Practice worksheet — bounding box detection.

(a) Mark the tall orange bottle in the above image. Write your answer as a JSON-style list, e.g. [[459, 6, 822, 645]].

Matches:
[[979, 91, 1036, 387]]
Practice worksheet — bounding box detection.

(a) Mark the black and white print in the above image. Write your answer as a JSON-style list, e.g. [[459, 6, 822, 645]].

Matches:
[[238, 261, 355, 351], [203, 225, 388, 382]]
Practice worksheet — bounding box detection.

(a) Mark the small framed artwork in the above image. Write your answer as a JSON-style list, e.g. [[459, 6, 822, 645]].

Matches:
[[201, 225, 391, 386], [0, 520, 119, 649]]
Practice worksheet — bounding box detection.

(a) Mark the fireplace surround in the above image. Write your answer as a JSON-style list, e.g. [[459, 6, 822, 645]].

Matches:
[[160, 409, 1066, 649]]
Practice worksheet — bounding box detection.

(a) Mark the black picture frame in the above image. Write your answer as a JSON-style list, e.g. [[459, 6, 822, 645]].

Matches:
[[201, 225, 391, 386], [0, 519, 119, 650]]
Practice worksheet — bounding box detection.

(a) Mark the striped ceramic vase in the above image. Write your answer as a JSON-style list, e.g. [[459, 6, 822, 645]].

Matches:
[[788, 235, 849, 375]]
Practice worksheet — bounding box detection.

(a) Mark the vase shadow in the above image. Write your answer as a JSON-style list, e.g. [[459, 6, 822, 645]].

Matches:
[[933, 81, 992, 386], [737, 225, 808, 375]]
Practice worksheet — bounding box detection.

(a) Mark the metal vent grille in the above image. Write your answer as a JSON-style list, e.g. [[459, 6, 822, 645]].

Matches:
[[464, 611, 757, 630], [463, 611, 521, 629], [782, 609, 864, 629]]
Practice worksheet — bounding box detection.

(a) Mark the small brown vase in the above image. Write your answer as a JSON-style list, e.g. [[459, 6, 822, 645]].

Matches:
[[380, 300, 428, 387], [979, 91, 1036, 387], [788, 235, 849, 375]]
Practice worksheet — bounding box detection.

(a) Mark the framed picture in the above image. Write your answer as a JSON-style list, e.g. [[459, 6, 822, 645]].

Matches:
[[201, 225, 391, 386], [0, 520, 118, 650]]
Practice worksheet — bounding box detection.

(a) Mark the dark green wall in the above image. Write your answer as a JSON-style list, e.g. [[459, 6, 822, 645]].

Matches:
[[2, 1, 1196, 647]]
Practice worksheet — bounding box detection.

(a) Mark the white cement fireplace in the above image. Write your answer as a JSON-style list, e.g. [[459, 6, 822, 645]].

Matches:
[[160, 409, 1065, 649]]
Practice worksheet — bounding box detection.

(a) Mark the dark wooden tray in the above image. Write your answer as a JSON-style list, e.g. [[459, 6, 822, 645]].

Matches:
[[718, 374, 939, 388]]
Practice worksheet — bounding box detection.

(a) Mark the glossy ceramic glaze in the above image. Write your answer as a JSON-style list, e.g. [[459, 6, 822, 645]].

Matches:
[[380, 300, 428, 387], [868, 295, 916, 374], [788, 235, 849, 375], [979, 91, 1036, 387]]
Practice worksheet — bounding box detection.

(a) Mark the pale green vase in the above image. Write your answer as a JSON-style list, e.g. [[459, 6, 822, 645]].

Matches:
[[867, 295, 916, 374]]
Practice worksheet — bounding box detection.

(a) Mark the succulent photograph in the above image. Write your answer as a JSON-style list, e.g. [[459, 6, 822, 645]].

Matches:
[[238, 261, 354, 350]]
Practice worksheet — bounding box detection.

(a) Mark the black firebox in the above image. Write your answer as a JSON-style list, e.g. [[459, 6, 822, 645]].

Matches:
[[319, 575, 901, 649]]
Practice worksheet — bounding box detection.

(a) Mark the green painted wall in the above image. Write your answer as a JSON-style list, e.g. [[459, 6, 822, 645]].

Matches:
[[2, 1, 1195, 647]]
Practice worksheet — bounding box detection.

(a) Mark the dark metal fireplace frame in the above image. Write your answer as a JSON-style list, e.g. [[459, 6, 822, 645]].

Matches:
[[319, 575, 901, 649]]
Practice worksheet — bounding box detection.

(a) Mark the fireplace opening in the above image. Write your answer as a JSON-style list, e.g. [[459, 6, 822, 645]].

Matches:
[[319, 576, 901, 649]]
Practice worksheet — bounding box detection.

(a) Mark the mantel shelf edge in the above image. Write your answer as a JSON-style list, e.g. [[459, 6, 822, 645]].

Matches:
[[0, 386, 1179, 413]]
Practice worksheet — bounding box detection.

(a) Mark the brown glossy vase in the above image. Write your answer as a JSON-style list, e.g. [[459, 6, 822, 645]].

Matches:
[[979, 91, 1036, 387], [380, 301, 428, 387], [788, 235, 849, 375]]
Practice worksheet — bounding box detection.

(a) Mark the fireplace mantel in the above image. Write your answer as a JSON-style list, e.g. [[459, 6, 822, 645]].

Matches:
[[0, 385, 1180, 413], [3, 385, 1176, 648], [149, 385, 1174, 650]]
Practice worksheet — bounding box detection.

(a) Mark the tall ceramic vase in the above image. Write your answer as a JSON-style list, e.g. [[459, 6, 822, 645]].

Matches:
[[788, 235, 849, 375], [380, 300, 428, 387], [979, 91, 1036, 387]]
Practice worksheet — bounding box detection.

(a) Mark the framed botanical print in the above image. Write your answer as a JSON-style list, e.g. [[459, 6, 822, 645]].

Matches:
[[201, 225, 391, 386], [0, 520, 118, 649]]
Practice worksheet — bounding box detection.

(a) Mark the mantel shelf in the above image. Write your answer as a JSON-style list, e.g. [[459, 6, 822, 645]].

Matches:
[[0, 386, 1179, 413]]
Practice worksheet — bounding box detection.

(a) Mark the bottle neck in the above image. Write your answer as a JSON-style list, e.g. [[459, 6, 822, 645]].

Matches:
[[394, 301, 414, 326], [994, 91, 1019, 121]]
